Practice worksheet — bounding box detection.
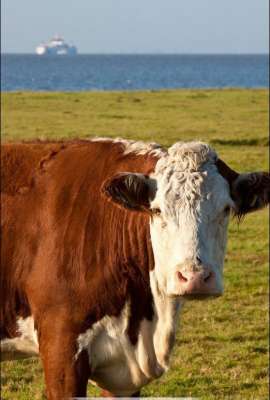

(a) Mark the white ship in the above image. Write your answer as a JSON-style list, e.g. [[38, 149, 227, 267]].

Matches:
[[36, 35, 78, 55]]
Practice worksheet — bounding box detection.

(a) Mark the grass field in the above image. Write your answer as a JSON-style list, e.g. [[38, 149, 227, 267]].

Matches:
[[1, 89, 269, 399]]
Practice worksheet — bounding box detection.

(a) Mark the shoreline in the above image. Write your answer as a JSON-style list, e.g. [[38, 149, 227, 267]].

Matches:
[[2, 87, 269, 94]]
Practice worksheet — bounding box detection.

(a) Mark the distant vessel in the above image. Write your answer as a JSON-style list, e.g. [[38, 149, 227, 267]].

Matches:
[[36, 35, 78, 55]]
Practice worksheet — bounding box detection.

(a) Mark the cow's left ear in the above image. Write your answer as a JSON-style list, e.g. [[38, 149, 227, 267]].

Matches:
[[102, 172, 156, 212], [216, 159, 270, 217], [232, 172, 270, 216]]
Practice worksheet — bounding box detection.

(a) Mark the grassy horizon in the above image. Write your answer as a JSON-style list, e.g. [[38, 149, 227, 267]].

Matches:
[[1, 89, 269, 399]]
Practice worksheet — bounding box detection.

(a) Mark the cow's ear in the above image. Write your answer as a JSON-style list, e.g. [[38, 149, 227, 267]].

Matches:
[[216, 159, 269, 218], [232, 172, 270, 217], [102, 172, 155, 212]]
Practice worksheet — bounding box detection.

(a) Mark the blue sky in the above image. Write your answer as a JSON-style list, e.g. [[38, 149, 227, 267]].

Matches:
[[2, 0, 269, 53]]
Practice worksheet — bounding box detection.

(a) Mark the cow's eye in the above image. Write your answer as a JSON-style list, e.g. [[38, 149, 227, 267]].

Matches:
[[224, 206, 230, 215], [151, 207, 161, 216]]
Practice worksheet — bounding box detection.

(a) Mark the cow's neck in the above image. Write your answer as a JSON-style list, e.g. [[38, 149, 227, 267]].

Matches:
[[115, 216, 182, 371], [149, 270, 182, 368]]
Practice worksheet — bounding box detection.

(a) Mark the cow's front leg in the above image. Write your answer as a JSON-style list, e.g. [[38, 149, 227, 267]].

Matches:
[[38, 316, 90, 400]]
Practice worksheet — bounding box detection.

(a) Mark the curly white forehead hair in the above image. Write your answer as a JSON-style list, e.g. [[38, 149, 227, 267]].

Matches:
[[158, 141, 218, 173], [151, 142, 220, 215]]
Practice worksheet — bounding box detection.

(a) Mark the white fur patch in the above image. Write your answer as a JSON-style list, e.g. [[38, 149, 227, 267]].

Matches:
[[77, 297, 182, 396], [1, 316, 39, 361], [77, 303, 149, 395]]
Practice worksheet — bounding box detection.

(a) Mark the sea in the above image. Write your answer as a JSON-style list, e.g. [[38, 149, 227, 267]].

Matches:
[[2, 54, 269, 91]]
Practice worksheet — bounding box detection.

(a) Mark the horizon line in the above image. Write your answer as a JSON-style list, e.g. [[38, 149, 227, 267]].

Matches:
[[2, 52, 269, 56]]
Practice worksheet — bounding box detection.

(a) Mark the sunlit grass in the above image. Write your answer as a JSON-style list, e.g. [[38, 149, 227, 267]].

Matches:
[[1, 89, 269, 399]]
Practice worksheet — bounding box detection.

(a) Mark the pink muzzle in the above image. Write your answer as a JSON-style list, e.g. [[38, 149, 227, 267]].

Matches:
[[177, 266, 221, 298]]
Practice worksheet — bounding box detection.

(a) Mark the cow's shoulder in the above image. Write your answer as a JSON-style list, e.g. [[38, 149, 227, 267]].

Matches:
[[1, 141, 68, 196]]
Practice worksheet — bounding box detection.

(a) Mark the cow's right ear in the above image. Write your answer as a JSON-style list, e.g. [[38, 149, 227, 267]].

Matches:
[[101, 172, 156, 212]]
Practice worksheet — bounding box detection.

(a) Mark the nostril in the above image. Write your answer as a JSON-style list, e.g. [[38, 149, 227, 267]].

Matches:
[[204, 271, 212, 282], [177, 271, 188, 282], [196, 256, 202, 264]]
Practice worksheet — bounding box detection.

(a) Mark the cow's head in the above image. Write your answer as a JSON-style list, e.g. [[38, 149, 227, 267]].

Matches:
[[103, 142, 269, 299]]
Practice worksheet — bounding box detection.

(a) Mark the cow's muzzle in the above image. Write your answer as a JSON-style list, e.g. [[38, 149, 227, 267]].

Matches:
[[177, 266, 222, 298]]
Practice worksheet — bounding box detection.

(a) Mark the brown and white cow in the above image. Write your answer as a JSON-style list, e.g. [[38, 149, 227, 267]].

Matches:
[[1, 138, 269, 399]]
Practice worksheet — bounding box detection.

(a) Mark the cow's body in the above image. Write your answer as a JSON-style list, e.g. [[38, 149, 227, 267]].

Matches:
[[1, 138, 269, 399]]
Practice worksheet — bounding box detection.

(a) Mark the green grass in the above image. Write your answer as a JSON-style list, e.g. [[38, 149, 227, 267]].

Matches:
[[1, 89, 269, 399]]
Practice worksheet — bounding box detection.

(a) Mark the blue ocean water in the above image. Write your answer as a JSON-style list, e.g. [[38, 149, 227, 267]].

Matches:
[[2, 54, 269, 91]]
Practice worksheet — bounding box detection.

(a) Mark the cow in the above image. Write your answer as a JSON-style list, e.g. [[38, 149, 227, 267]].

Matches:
[[1, 138, 269, 399]]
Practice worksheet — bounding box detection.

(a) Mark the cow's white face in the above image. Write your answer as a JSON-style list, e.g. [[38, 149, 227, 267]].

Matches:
[[149, 142, 233, 297]]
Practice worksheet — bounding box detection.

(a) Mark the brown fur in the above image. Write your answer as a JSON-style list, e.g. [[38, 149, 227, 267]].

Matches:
[[1, 139, 158, 398]]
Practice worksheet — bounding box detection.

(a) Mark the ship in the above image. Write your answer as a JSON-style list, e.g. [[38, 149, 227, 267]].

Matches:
[[36, 35, 78, 55]]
